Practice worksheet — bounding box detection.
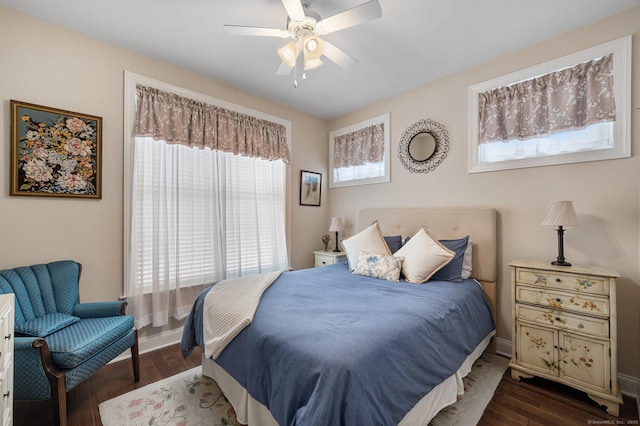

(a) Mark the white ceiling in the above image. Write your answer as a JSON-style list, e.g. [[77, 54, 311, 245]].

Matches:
[[2, 0, 639, 119]]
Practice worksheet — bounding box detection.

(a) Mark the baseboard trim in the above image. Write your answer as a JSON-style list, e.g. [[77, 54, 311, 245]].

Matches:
[[109, 328, 183, 364], [495, 338, 639, 401]]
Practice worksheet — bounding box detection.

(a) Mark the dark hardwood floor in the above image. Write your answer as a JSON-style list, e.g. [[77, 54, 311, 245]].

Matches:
[[14, 345, 639, 425]]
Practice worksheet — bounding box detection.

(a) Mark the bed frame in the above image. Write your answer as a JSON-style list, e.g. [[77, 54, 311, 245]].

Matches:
[[202, 207, 498, 424]]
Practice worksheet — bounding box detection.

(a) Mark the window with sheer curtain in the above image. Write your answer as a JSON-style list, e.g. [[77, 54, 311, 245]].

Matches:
[[124, 77, 290, 329], [468, 36, 630, 173], [329, 113, 390, 188]]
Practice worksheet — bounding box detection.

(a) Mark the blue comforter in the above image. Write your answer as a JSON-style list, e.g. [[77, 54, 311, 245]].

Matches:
[[181, 262, 495, 425]]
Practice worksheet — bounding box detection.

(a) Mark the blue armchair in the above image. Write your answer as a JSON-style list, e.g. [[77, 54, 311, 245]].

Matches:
[[0, 260, 139, 426]]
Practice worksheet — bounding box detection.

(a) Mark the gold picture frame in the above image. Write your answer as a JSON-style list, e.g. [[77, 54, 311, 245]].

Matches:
[[10, 100, 102, 198]]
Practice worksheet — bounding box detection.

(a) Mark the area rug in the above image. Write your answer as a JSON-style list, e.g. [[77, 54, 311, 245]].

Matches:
[[429, 352, 509, 426], [99, 353, 508, 426]]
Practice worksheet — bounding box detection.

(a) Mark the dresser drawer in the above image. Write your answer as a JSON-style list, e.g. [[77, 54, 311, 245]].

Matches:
[[516, 304, 609, 338], [516, 285, 609, 318], [515, 268, 609, 295]]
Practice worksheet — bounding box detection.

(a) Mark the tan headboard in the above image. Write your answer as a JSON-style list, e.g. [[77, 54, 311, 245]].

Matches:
[[359, 208, 497, 283]]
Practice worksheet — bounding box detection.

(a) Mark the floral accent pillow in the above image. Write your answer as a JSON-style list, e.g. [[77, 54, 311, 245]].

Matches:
[[353, 251, 404, 282]]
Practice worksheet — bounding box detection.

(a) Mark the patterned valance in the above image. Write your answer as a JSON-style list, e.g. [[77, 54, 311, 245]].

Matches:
[[333, 123, 385, 168], [478, 54, 616, 144], [134, 85, 290, 163]]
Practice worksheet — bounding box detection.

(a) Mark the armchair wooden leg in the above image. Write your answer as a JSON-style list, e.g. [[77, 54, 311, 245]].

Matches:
[[33, 339, 67, 426], [52, 382, 68, 426], [131, 329, 140, 382]]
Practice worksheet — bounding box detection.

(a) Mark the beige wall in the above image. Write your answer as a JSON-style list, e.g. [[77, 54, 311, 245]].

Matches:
[[0, 8, 327, 305], [328, 8, 640, 379]]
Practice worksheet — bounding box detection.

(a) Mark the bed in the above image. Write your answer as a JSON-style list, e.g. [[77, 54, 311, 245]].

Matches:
[[181, 207, 498, 425]]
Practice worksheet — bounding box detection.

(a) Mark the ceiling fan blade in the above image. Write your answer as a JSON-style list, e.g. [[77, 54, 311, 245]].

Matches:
[[316, 0, 382, 35], [276, 62, 294, 75], [322, 41, 358, 70], [281, 0, 305, 22], [223, 25, 289, 38]]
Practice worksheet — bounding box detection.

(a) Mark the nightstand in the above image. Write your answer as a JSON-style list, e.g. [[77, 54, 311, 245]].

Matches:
[[313, 250, 347, 267], [508, 259, 622, 416]]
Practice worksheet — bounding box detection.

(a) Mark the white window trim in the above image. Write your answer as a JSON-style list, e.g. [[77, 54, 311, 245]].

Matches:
[[329, 113, 390, 188], [122, 71, 292, 293], [467, 36, 631, 174]]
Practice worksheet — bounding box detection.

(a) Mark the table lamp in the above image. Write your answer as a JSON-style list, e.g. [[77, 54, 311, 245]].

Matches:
[[328, 217, 344, 252], [541, 201, 579, 266]]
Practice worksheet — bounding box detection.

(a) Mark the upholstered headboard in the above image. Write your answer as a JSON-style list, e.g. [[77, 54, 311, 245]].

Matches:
[[358, 207, 498, 325]]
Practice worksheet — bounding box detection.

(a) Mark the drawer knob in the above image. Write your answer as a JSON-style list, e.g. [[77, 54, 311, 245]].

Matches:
[[555, 317, 561, 322], [556, 278, 562, 283], [555, 298, 562, 303]]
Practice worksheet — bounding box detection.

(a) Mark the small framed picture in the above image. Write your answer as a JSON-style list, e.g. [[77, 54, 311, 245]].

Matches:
[[10, 100, 102, 198], [300, 170, 321, 207]]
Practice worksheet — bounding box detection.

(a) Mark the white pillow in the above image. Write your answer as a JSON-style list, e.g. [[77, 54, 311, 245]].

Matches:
[[353, 251, 404, 282], [461, 240, 473, 279], [394, 227, 455, 283], [341, 221, 391, 271]]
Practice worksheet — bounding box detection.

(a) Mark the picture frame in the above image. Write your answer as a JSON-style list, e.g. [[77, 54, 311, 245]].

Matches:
[[10, 100, 102, 198], [299, 170, 321, 207]]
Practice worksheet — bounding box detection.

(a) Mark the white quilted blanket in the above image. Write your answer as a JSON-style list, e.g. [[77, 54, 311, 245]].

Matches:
[[203, 270, 283, 359]]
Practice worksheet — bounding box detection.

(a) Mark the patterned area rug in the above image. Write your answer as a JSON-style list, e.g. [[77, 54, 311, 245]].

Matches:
[[99, 353, 508, 426]]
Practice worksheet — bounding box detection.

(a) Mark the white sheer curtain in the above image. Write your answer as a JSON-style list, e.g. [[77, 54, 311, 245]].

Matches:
[[127, 137, 288, 329]]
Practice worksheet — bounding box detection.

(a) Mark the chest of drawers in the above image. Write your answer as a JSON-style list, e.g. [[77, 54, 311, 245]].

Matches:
[[0, 294, 14, 426], [508, 260, 622, 416]]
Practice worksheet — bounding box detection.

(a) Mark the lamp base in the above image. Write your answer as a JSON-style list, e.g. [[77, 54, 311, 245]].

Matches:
[[551, 259, 572, 267]]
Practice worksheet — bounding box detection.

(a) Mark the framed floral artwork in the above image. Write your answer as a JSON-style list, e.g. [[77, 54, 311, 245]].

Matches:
[[300, 170, 321, 206], [10, 100, 102, 198]]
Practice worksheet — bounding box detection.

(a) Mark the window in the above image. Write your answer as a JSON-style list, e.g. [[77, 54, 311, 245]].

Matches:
[[468, 36, 631, 173], [123, 72, 291, 328], [329, 113, 390, 188]]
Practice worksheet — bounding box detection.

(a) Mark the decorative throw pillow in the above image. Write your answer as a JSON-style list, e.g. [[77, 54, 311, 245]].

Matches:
[[394, 227, 455, 283], [430, 236, 470, 282], [384, 235, 403, 254], [15, 312, 80, 337], [341, 221, 391, 271], [353, 251, 404, 282], [461, 240, 473, 279]]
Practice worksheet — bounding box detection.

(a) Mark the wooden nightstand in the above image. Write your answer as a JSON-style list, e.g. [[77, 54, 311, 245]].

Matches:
[[508, 259, 622, 416], [313, 250, 347, 267]]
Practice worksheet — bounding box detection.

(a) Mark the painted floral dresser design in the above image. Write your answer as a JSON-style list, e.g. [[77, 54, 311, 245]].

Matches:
[[508, 260, 622, 416]]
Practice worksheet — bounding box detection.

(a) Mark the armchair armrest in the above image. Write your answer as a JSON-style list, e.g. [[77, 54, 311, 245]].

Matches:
[[15, 337, 63, 401], [73, 301, 126, 318]]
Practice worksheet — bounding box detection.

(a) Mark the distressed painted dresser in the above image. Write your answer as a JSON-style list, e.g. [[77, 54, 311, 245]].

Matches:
[[508, 259, 622, 416]]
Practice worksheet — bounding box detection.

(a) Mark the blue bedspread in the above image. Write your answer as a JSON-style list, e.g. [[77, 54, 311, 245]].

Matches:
[[181, 262, 495, 425]]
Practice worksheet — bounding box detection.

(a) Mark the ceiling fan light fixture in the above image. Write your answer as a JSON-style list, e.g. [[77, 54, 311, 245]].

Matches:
[[304, 57, 323, 70], [304, 36, 324, 60], [278, 41, 298, 67]]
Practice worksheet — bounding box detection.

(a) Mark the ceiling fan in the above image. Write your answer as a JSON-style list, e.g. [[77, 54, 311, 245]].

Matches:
[[223, 0, 382, 85]]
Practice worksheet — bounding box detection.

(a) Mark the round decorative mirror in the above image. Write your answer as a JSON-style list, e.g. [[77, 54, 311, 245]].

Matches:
[[398, 119, 449, 173], [408, 132, 436, 162]]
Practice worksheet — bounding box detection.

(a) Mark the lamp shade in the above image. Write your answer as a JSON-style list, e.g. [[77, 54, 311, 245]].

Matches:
[[304, 57, 323, 71], [304, 36, 324, 60], [541, 201, 580, 226], [277, 41, 298, 67], [329, 217, 344, 233]]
